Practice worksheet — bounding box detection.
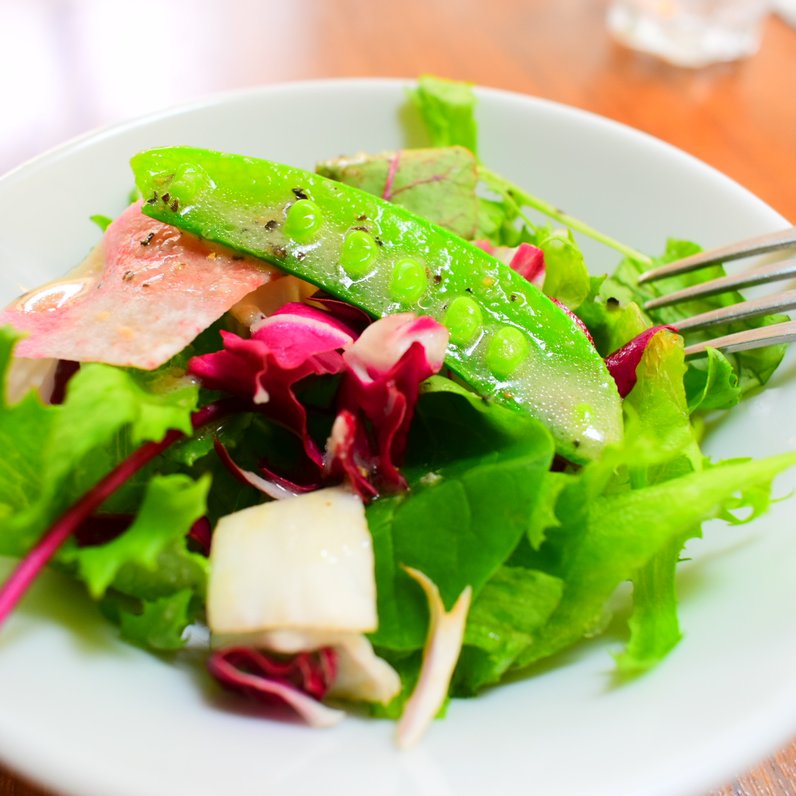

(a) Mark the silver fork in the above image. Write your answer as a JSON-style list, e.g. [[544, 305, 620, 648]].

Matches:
[[636, 226, 796, 356]]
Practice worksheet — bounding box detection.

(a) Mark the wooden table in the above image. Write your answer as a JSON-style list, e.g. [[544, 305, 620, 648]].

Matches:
[[0, 1, 794, 794]]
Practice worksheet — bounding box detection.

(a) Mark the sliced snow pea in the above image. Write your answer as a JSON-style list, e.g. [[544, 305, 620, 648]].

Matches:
[[131, 146, 622, 462]]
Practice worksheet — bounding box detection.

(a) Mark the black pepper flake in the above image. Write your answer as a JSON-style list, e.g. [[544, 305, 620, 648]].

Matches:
[[140, 232, 155, 246], [351, 226, 369, 233], [296, 251, 306, 261], [465, 287, 473, 294], [607, 296, 620, 308], [357, 214, 368, 221], [122, 270, 135, 282], [273, 245, 287, 259], [146, 192, 159, 205], [433, 274, 442, 284], [264, 219, 279, 231], [169, 199, 180, 212], [572, 439, 581, 448], [161, 192, 171, 205], [510, 293, 518, 302], [292, 187, 308, 200], [375, 238, 384, 247]]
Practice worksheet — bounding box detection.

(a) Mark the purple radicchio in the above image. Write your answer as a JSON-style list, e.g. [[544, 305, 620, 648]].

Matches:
[[188, 302, 357, 466], [189, 301, 447, 500], [474, 240, 546, 287], [605, 325, 679, 398], [328, 314, 449, 496], [208, 646, 343, 727], [212, 437, 318, 500], [550, 297, 596, 347]]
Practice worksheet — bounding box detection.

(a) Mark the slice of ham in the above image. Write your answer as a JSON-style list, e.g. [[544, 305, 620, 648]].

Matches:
[[0, 202, 281, 370]]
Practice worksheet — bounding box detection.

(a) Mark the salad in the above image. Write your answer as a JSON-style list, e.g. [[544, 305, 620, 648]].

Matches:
[[0, 76, 794, 749]]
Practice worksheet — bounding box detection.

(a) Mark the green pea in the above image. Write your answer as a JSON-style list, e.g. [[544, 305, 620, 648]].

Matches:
[[444, 296, 483, 346], [389, 257, 428, 303], [341, 229, 379, 278], [168, 164, 211, 206], [284, 199, 322, 242], [486, 326, 530, 379]]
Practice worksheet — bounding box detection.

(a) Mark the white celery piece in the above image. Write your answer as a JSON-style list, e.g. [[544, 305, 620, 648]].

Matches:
[[208, 486, 377, 635], [395, 567, 472, 750], [326, 635, 401, 704]]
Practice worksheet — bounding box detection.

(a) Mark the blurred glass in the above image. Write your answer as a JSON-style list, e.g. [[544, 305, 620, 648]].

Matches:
[[773, 0, 796, 24], [607, 0, 770, 67]]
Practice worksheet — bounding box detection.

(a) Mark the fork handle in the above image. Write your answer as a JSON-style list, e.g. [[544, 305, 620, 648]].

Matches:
[[639, 226, 796, 284], [684, 319, 796, 356]]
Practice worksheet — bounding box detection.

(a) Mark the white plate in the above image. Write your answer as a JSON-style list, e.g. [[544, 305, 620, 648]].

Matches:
[[0, 79, 794, 796]]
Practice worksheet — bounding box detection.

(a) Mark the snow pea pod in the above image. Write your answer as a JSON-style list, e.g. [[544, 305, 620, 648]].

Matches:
[[131, 146, 622, 462]]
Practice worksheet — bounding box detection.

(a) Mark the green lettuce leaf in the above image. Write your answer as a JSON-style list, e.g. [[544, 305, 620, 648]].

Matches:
[[0, 328, 198, 556], [537, 227, 591, 310], [575, 282, 649, 357], [614, 536, 683, 676], [683, 347, 741, 413], [118, 588, 196, 651], [410, 75, 478, 154], [368, 376, 555, 651], [613, 331, 699, 673], [515, 451, 796, 669], [454, 566, 564, 694], [66, 473, 209, 600]]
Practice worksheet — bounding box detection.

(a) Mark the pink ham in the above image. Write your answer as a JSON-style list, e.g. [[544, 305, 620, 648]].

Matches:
[[0, 202, 282, 370]]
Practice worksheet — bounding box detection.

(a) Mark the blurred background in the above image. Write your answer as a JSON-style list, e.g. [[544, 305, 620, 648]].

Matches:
[[0, 1, 794, 794], [0, 0, 794, 221]]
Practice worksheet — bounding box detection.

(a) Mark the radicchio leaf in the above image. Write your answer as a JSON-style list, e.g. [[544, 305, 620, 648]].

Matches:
[[208, 646, 343, 728], [186, 517, 213, 556], [212, 438, 310, 501], [325, 410, 379, 501], [551, 298, 596, 347], [331, 314, 449, 495], [473, 241, 546, 287], [188, 303, 357, 465], [605, 325, 679, 398], [507, 242, 545, 285]]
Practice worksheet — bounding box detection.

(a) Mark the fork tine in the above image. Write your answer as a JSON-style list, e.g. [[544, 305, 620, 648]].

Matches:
[[644, 257, 796, 310], [676, 288, 796, 331], [684, 319, 796, 356], [638, 226, 796, 284]]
